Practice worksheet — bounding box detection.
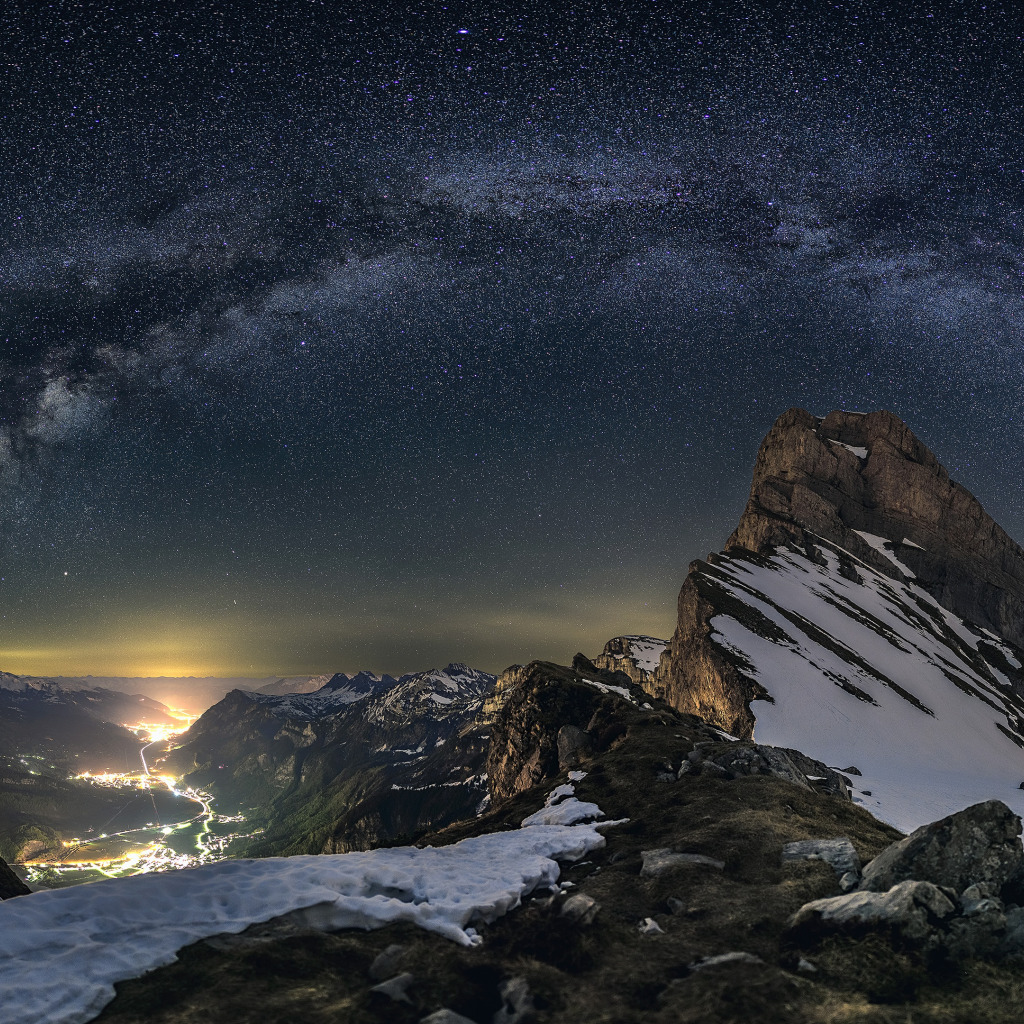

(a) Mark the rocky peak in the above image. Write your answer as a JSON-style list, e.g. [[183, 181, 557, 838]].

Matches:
[[650, 407, 1024, 829], [592, 635, 668, 687], [728, 407, 1024, 648]]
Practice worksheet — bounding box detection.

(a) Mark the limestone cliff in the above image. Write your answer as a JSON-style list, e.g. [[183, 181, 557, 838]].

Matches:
[[728, 407, 1024, 647], [653, 408, 1024, 748]]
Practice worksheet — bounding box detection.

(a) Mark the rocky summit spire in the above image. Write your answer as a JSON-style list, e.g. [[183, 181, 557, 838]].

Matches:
[[724, 408, 1024, 649], [648, 408, 1024, 829]]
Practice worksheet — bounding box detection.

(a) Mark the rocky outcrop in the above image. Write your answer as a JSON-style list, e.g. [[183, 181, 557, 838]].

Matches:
[[786, 800, 1024, 961], [592, 636, 667, 687], [486, 657, 648, 802], [858, 800, 1022, 895], [648, 567, 771, 738], [653, 407, 1024, 741]]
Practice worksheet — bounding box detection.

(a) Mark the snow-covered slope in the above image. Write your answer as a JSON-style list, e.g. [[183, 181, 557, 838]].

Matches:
[[695, 538, 1024, 832]]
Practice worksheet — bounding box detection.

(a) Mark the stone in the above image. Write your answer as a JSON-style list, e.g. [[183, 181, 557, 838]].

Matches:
[[859, 800, 1023, 894], [559, 893, 600, 925], [368, 943, 407, 981], [639, 917, 664, 935], [781, 838, 861, 880], [557, 724, 593, 769], [786, 880, 956, 947], [641, 848, 725, 877], [369, 973, 415, 1004], [839, 871, 859, 893], [493, 977, 533, 1024], [665, 896, 686, 915], [1002, 906, 1024, 958], [421, 1011, 478, 1024], [689, 952, 764, 972]]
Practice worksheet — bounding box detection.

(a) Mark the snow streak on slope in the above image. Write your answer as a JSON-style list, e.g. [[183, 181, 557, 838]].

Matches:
[[0, 793, 611, 1024], [698, 542, 1024, 832]]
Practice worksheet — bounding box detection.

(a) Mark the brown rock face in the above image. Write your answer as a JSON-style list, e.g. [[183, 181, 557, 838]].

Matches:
[[728, 407, 1024, 648], [486, 657, 646, 802], [653, 407, 1024, 737]]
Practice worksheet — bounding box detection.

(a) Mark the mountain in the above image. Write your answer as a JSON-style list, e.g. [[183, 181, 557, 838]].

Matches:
[[650, 408, 1024, 832], [255, 673, 334, 696], [0, 672, 167, 776], [592, 635, 668, 687], [161, 663, 497, 855], [49, 675, 327, 715]]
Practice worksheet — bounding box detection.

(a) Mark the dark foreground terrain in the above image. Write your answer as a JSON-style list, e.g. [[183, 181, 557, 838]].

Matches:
[[85, 661, 1024, 1024]]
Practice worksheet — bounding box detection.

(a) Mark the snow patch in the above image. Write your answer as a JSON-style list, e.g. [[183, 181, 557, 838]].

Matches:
[[0, 806, 616, 1024], [829, 439, 868, 459], [852, 530, 917, 578], [582, 678, 636, 703]]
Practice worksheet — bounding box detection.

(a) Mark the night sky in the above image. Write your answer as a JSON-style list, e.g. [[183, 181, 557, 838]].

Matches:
[[3, 2, 1023, 677]]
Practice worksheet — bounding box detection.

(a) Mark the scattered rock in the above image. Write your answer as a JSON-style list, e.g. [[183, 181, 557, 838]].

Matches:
[[781, 837, 861, 880], [1002, 906, 1024, 958], [665, 896, 686, 915], [641, 848, 725, 877], [368, 943, 407, 981], [639, 917, 664, 935], [559, 893, 600, 925], [557, 725, 593, 769], [859, 800, 1023, 894], [689, 952, 764, 971], [369, 973, 416, 1004], [493, 976, 533, 1024], [843, 766, 863, 776], [796, 957, 818, 973], [421, 1010, 478, 1024], [786, 880, 956, 947], [655, 771, 676, 783], [839, 871, 859, 893]]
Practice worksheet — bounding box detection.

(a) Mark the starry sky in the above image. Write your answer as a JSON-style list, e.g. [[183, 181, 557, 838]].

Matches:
[[3, 2, 1024, 677]]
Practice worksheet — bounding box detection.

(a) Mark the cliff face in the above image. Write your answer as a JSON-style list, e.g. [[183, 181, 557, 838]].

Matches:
[[726, 407, 1024, 648], [651, 409, 1024, 831]]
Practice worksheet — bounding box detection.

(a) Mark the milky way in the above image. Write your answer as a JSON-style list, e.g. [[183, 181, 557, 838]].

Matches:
[[3, 3, 1024, 675]]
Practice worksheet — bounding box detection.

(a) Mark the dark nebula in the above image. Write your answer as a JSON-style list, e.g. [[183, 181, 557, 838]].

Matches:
[[3, 2, 1023, 675]]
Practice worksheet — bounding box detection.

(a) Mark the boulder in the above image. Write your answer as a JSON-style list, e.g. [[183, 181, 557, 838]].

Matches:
[[369, 973, 415, 1004], [781, 838, 861, 880], [557, 725, 593, 769], [559, 893, 600, 925], [859, 800, 1022, 894], [641, 849, 725, 877], [786, 880, 956, 947]]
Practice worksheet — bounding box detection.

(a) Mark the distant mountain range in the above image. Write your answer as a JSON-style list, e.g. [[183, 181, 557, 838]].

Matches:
[[160, 663, 498, 855]]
